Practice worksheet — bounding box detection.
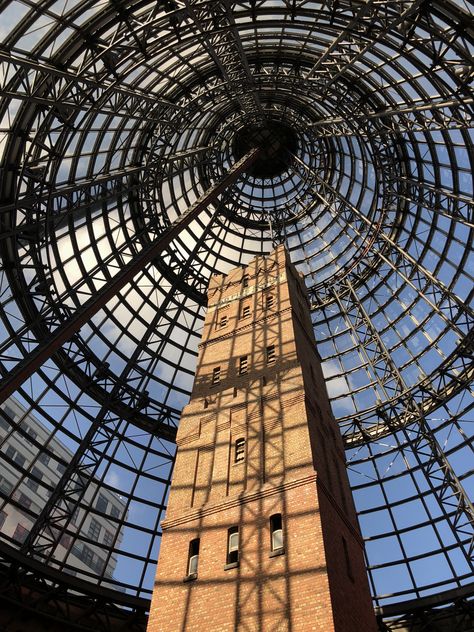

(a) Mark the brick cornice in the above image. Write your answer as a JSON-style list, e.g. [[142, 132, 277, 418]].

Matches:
[[161, 474, 318, 529]]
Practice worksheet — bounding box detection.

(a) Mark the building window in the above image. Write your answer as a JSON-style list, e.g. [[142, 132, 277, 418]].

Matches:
[[110, 504, 120, 519], [241, 304, 250, 319], [88, 518, 101, 540], [24, 426, 38, 443], [103, 530, 114, 547], [0, 415, 9, 431], [0, 510, 7, 529], [212, 366, 221, 385], [60, 533, 71, 549], [187, 538, 200, 577], [239, 355, 248, 375], [57, 461, 67, 475], [39, 452, 50, 466], [226, 527, 239, 565], [218, 313, 228, 329], [234, 438, 246, 464], [81, 544, 94, 567], [342, 536, 354, 582], [270, 514, 283, 552], [17, 492, 31, 510], [26, 466, 42, 493], [96, 493, 108, 513], [71, 507, 80, 525], [266, 344, 276, 364], [0, 477, 13, 494], [13, 524, 29, 543], [3, 405, 16, 420], [242, 275, 249, 288], [5, 445, 26, 468], [265, 294, 274, 309]]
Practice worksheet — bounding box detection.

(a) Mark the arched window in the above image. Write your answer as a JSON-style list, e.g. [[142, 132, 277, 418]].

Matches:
[[187, 538, 200, 577], [227, 527, 239, 565], [270, 514, 283, 552]]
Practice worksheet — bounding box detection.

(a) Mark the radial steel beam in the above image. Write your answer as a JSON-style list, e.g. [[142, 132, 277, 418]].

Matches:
[[0, 166, 143, 218], [0, 148, 259, 406], [19, 211, 221, 561], [0, 49, 181, 120], [332, 278, 474, 569], [292, 153, 474, 338], [182, 0, 264, 123], [308, 97, 474, 135], [306, 0, 424, 92], [393, 178, 474, 228]]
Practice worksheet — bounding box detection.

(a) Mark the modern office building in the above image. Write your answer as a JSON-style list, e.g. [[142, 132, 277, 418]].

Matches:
[[0, 0, 472, 630], [0, 397, 126, 582]]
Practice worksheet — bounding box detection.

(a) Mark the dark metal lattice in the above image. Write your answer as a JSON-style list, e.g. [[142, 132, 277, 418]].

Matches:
[[0, 0, 473, 628]]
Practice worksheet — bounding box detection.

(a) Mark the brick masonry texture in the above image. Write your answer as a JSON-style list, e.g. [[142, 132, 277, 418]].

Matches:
[[147, 245, 377, 632]]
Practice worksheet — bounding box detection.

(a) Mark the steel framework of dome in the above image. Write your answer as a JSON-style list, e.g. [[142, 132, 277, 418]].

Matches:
[[0, 0, 473, 629]]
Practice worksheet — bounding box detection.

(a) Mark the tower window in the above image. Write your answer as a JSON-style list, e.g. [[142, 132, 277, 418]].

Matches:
[[265, 294, 274, 309], [239, 355, 248, 375], [242, 275, 249, 288], [187, 538, 200, 578], [241, 304, 250, 319], [266, 344, 276, 364], [342, 536, 354, 582], [270, 514, 284, 552], [218, 313, 228, 329], [226, 527, 239, 565], [234, 438, 245, 463], [212, 366, 221, 385]]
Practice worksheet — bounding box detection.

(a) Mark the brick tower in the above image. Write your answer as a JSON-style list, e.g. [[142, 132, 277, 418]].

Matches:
[[147, 246, 377, 632]]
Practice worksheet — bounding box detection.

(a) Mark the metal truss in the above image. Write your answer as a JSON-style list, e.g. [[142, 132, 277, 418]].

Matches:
[[309, 98, 474, 136], [182, 0, 264, 123], [0, 49, 180, 124], [376, 585, 474, 631], [0, 540, 148, 631], [331, 278, 474, 571], [19, 227, 215, 564], [0, 149, 258, 409], [0, 0, 473, 628]]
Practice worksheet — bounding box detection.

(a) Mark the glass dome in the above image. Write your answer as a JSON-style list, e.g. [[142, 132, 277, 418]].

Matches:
[[0, 0, 472, 627]]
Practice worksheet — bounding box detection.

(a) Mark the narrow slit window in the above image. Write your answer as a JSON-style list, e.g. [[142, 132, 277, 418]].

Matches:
[[241, 304, 250, 319], [187, 538, 200, 576], [212, 366, 221, 385], [239, 355, 248, 375], [342, 536, 354, 582], [270, 514, 283, 551], [242, 275, 249, 288], [265, 294, 274, 309], [227, 527, 239, 564], [218, 314, 228, 329], [266, 344, 276, 364], [235, 438, 245, 463]]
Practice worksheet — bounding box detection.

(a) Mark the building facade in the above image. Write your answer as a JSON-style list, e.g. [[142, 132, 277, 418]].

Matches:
[[0, 396, 125, 583], [148, 246, 376, 631]]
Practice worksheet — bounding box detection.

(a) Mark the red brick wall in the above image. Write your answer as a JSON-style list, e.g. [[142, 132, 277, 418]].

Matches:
[[147, 246, 376, 632]]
